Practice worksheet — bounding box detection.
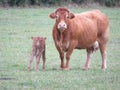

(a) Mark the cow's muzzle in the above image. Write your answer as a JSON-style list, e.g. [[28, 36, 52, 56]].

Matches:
[[58, 21, 67, 31]]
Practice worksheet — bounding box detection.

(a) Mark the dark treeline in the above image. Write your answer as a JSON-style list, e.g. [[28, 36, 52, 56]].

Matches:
[[0, 0, 120, 7]]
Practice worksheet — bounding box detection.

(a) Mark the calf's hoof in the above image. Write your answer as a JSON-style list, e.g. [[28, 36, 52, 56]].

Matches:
[[28, 67, 31, 71]]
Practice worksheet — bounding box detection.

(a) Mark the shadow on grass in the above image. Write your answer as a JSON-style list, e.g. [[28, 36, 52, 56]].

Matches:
[[0, 77, 16, 80], [26, 67, 88, 72]]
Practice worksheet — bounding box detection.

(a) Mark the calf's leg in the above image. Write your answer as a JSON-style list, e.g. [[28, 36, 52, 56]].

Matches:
[[42, 50, 46, 70], [36, 54, 41, 71], [28, 53, 34, 71]]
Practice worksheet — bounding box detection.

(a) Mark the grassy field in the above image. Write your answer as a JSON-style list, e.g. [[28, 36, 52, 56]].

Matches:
[[0, 7, 120, 90]]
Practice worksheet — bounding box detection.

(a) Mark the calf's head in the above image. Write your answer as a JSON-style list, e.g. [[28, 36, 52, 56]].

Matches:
[[32, 36, 46, 48], [49, 7, 75, 32]]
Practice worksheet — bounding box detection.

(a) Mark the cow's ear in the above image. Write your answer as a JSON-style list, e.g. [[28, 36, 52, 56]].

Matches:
[[69, 13, 75, 19], [49, 13, 56, 19]]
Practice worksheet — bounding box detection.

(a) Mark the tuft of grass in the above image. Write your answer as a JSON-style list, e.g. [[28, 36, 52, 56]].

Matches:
[[0, 7, 120, 90]]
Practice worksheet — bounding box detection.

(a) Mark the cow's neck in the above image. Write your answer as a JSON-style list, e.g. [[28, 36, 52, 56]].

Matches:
[[58, 29, 70, 42], [58, 29, 70, 51]]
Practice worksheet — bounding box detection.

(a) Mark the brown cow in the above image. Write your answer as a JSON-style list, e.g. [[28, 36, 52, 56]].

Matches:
[[49, 7, 109, 70], [28, 36, 46, 71]]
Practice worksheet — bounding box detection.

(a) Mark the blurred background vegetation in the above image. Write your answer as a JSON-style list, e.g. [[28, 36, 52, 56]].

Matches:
[[0, 0, 120, 7]]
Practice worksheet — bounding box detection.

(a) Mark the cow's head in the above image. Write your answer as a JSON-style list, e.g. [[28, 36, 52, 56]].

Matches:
[[49, 7, 75, 32]]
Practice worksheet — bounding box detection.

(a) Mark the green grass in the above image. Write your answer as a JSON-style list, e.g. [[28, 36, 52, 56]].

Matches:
[[0, 7, 120, 90]]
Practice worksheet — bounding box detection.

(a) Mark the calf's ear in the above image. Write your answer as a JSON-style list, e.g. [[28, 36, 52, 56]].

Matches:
[[49, 13, 56, 19], [69, 13, 75, 19]]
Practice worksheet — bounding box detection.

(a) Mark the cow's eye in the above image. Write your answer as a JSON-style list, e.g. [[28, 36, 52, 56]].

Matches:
[[55, 15, 59, 19]]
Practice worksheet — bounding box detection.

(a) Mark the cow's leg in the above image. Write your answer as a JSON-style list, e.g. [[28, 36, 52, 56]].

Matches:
[[99, 43, 107, 70], [36, 54, 41, 71], [64, 41, 77, 70], [42, 50, 46, 70], [98, 32, 108, 70], [28, 52, 34, 71], [59, 51, 64, 69], [65, 51, 73, 70], [98, 27, 109, 70], [84, 49, 93, 70], [55, 44, 65, 69]]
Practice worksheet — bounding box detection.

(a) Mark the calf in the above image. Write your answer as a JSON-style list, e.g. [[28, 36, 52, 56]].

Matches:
[[28, 36, 46, 71]]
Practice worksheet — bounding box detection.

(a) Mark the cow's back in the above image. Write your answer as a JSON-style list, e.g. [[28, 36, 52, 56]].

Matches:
[[78, 10, 109, 36]]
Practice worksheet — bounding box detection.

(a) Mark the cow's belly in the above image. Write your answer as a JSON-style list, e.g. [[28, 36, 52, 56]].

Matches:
[[71, 17, 98, 49], [76, 38, 97, 49]]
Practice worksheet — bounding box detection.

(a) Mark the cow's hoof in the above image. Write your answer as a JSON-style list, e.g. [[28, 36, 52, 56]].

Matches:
[[36, 69, 39, 72], [61, 68, 65, 70], [102, 65, 107, 70], [61, 65, 65, 69], [63, 67, 70, 71], [101, 67, 107, 70], [60, 66, 65, 70]]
